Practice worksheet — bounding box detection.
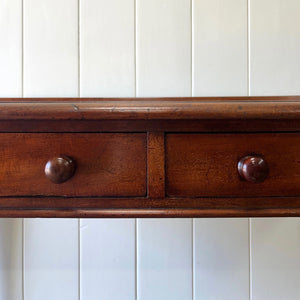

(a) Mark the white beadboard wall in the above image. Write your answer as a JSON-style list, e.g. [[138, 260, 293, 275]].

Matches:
[[0, 0, 299, 299]]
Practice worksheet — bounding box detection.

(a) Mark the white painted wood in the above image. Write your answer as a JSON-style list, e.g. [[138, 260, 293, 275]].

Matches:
[[80, 0, 135, 97], [80, 220, 136, 300], [23, 0, 78, 96], [137, 219, 192, 300], [136, 0, 191, 96], [0, 219, 23, 300], [0, 2, 23, 299], [80, 2, 136, 299], [193, 0, 247, 96], [23, 0, 79, 299], [24, 220, 78, 300], [251, 218, 300, 300], [0, 0, 22, 96], [250, 1, 300, 298], [194, 219, 249, 300], [250, 0, 300, 95]]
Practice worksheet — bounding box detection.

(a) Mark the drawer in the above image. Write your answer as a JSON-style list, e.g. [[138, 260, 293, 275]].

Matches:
[[0, 133, 146, 197], [166, 133, 300, 197]]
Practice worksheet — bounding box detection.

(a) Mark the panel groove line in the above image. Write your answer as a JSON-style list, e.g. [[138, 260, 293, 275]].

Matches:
[[249, 218, 252, 300], [22, 0, 25, 298], [0, 0, 23, 299], [193, 1, 250, 299], [250, 1, 300, 299], [191, 2, 195, 298], [248, 2, 252, 297], [136, 0, 191, 97], [78, 1, 81, 298], [23, 0, 79, 299], [137, 0, 193, 299], [251, 218, 300, 300], [80, 0, 135, 97], [194, 219, 250, 300], [250, 0, 300, 95], [193, 0, 247, 96], [80, 0, 136, 299]]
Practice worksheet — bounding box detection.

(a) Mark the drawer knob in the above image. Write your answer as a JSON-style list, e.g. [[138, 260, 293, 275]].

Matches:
[[238, 155, 269, 183], [45, 155, 76, 184]]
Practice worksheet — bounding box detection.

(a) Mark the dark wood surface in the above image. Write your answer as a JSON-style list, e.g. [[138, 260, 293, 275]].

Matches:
[[0, 97, 298, 217], [45, 155, 76, 184], [237, 155, 269, 183], [147, 132, 165, 198], [0, 208, 299, 218], [0, 98, 299, 120], [0, 133, 147, 197], [166, 133, 300, 197]]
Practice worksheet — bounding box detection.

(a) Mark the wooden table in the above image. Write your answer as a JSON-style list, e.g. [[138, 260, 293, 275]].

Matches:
[[0, 97, 299, 218]]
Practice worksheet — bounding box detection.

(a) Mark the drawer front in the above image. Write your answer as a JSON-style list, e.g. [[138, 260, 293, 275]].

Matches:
[[0, 133, 146, 196], [166, 133, 300, 197]]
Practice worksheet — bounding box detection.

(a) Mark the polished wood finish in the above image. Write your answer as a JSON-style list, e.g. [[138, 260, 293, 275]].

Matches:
[[0, 97, 299, 217], [238, 155, 269, 183], [0, 208, 299, 218], [166, 133, 300, 197], [0, 98, 299, 120], [0, 133, 146, 197], [45, 155, 76, 184], [0, 119, 299, 133], [147, 132, 165, 198]]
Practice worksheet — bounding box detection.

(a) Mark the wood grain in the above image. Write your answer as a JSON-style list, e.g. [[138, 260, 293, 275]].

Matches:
[[147, 132, 165, 198], [166, 133, 300, 197], [0, 133, 146, 197], [0, 98, 298, 217], [0, 98, 299, 120], [1, 196, 300, 210], [0, 119, 299, 133], [0, 208, 299, 218]]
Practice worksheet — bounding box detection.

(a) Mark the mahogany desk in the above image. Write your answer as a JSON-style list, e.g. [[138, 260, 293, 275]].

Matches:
[[0, 97, 299, 218]]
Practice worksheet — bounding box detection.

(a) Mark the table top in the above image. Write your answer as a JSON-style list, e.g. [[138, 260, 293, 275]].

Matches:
[[0, 96, 299, 120]]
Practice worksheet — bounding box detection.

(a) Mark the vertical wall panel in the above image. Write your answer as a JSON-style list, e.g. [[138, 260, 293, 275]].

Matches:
[[0, 0, 22, 96], [24, 220, 78, 299], [194, 219, 249, 300], [80, 0, 135, 97], [137, 1, 192, 299], [0, 219, 23, 300], [250, 0, 300, 95], [80, 220, 136, 300], [193, 1, 249, 298], [251, 218, 300, 300], [250, 2, 300, 299], [136, 0, 191, 96], [24, 0, 78, 96], [0, 1, 23, 299], [80, 1, 136, 299], [23, 0, 79, 299], [193, 0, 247, 96], [137, 219, 192, 300]]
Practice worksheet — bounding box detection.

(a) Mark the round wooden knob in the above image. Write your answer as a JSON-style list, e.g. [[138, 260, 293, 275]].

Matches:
[[45, 155, 76, 184], [238, 155, 269, 183]]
